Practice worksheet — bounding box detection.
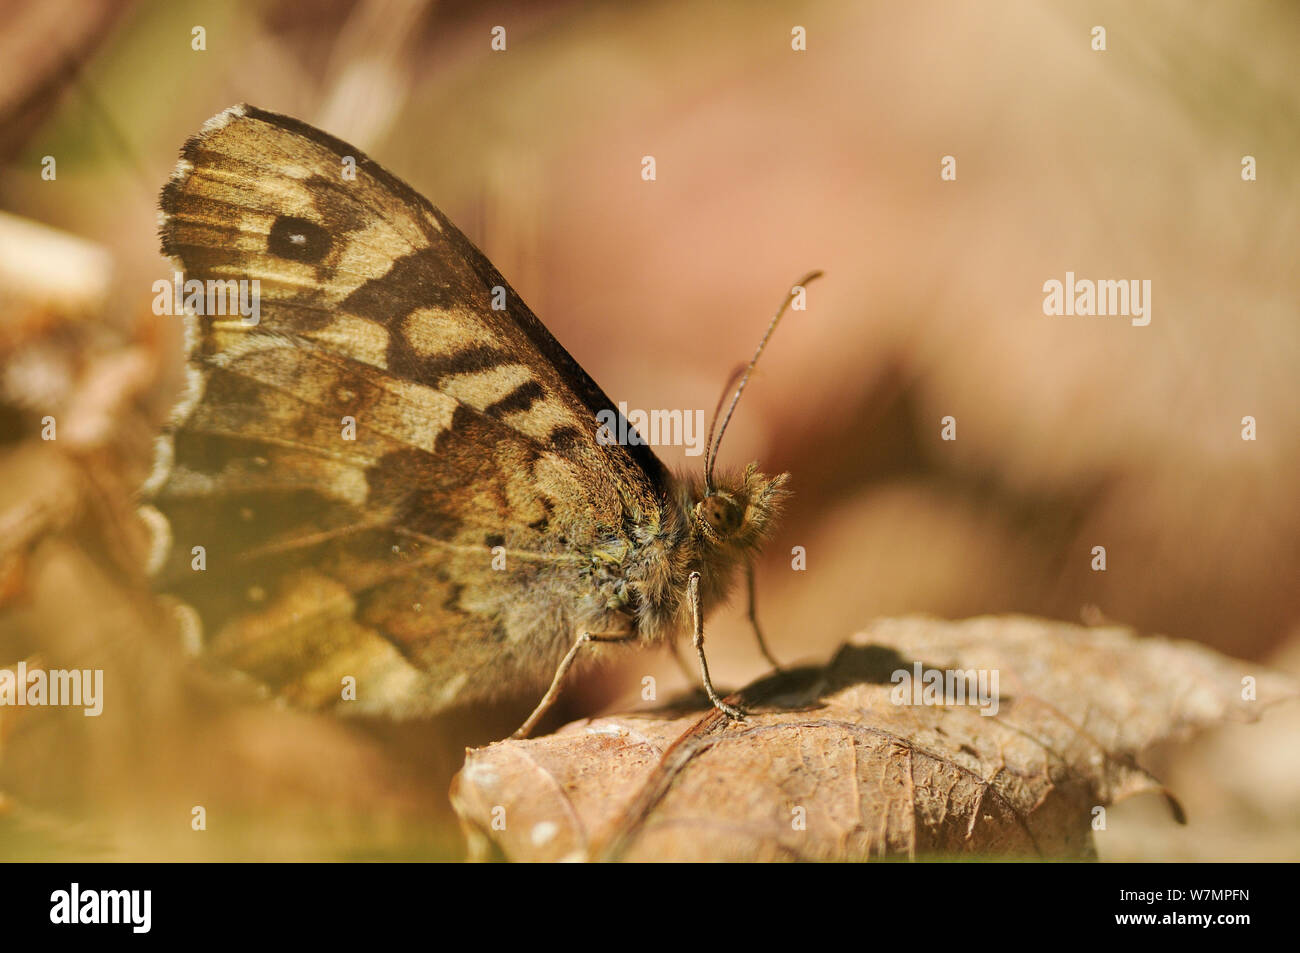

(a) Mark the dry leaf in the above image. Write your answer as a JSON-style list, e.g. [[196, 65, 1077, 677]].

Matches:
[[450, 615, 1296, 861]]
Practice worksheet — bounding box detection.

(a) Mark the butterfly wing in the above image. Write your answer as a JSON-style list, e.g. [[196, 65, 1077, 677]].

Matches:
[[148, 104, 669, 714]]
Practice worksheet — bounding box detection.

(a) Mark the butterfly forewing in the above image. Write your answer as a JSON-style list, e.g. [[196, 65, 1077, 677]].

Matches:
[[151, 104, 670, 714]]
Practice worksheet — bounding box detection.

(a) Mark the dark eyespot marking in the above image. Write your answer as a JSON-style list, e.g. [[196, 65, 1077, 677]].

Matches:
[[485, 533, 505, 548], [268, 215, 331, 264]]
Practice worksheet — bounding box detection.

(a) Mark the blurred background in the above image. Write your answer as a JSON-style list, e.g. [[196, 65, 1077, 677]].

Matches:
[[0, 0, 1296, 860]]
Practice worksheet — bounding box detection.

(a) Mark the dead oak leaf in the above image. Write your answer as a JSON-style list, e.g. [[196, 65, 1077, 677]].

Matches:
[[450, 615, 1297, 861]]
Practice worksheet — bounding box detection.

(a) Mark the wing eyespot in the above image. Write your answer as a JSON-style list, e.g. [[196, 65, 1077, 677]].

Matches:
[[268, 215, 331, 263]]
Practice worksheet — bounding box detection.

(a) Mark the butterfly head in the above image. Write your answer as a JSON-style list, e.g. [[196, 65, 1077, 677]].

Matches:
[[691, 464, 789, 549]]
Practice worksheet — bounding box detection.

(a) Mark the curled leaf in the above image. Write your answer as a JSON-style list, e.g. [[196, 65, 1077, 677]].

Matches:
[[451, 615, 1296, 861]]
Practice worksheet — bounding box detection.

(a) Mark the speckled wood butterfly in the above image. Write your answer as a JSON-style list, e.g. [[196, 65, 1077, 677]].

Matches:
[[142, 104, 817, 738]]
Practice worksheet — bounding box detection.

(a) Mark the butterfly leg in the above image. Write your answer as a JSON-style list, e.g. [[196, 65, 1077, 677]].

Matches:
[[746, 562, 782, 672], [512, 630, 638, 739], [688, 571, 746, 721]]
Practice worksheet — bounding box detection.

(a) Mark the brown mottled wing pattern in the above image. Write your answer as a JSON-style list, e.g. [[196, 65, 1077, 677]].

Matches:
[[148, 104, 669, 715]]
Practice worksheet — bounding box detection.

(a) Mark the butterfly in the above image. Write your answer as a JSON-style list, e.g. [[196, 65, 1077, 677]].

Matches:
[[142, 104, 818, 738]]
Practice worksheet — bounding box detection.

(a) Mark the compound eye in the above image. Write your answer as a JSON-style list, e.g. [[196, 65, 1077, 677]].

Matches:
[[701, 496, 741, 535]]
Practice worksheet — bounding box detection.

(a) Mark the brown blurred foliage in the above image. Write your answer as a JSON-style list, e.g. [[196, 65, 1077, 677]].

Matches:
[[0, 0, 1296, 859]]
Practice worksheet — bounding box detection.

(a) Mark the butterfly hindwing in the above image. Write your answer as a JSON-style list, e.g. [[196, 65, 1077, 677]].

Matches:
[[150, 104, 670, 714]]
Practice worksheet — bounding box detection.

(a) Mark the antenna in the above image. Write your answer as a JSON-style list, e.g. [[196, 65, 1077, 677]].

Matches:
[[704, 270, 823, 493], [702, 362, 745, 492]]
